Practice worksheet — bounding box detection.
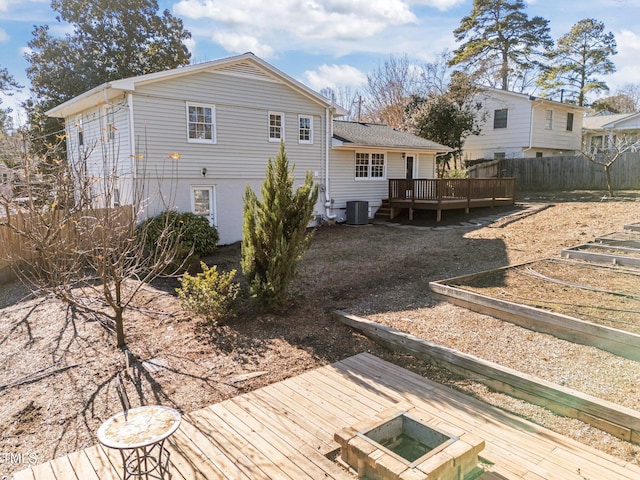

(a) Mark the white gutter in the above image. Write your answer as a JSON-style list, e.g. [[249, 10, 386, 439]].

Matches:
[[324, 107, 336, 219]]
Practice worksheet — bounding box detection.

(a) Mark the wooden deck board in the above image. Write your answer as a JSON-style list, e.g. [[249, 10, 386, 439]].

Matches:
[[16, 352, 640, 480]]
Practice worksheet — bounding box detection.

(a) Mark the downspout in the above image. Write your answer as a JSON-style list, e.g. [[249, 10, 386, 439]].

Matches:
[[324, 107, 336, 219], [523, 98, 542, 156]]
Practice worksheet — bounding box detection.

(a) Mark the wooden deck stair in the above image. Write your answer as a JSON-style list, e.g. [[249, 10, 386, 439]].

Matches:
[[374, 198, 391, 220]]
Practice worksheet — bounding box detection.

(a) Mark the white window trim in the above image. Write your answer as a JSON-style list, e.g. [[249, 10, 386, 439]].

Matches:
[[190, 185, 217, 227], [186, 102, 217, 144], [298, 115, 313, 144], [268, 111, 285, 142], [103, 106, 115, 141], [354, 151, 387, 181]]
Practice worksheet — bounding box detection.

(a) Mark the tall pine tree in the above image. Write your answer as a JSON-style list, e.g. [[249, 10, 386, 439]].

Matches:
[[241, 143, 318, 313], [537, 19, 617, 106], [450, 0, 552, 91]]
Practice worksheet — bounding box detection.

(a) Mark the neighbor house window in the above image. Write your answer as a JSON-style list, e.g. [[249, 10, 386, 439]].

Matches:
[[113, 188, 120, 207], [536, 152, 543, 158], [545, 110, 553, 130], [590, 135, 604, 152], [298, 115, 312, 144], [269, 112, 284, 142], [493, 109, 508, 129], [187, 103, 216, 143], [494, 152, 506, 160], [355, 152, 386, 180], [76, 115, 84, 146], [566, 112, 574, 132], [104, 106, 115, 141]]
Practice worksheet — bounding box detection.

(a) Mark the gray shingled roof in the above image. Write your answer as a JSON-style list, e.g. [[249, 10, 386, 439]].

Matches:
[[332, 121, 452, 151], [582, 113, 634, 130]]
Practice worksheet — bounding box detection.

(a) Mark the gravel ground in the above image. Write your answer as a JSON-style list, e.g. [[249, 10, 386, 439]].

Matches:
[[2, 192, 640, 477]]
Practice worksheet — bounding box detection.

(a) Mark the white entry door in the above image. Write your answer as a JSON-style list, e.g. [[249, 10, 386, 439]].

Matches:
[[191, 186, 216, 226]]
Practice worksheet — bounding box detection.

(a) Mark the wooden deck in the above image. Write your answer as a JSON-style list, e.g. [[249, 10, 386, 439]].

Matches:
[[388, 178, 516, 221], [13, 353, 640, 480]]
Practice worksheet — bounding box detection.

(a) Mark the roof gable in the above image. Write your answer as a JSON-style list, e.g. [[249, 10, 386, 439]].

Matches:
[[583, 112, 640, 130], [47, 53, 346, 118]]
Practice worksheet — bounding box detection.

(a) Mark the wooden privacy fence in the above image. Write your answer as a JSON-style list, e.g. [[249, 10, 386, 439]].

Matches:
[[388, 178, 516, 221], [0, 206, 134, 284], [469, 153, 640, 191]]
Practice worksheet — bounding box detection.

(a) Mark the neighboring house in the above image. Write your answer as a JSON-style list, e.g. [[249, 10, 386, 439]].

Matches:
[[462, 88, 586, 161], [0, 164, 12, 200], [582, 112, 640, 152], [46, 53, 450, 244]]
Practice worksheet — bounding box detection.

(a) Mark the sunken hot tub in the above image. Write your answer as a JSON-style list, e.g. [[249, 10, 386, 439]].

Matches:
[[334, 407, 484, 480]]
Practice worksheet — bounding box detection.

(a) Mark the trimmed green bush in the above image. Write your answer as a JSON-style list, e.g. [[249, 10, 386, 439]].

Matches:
[[177, 262, 241, 322], [139, 211, 219, 262], [241, 142, 318, 313]]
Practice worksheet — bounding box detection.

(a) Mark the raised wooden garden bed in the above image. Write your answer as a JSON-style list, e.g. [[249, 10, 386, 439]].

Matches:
[[335, 311, 640, 444], [561, 242, 640, 267], [596, 230, 640, 249], [625, 222, 640, 232], [429, 258, 640, 361]]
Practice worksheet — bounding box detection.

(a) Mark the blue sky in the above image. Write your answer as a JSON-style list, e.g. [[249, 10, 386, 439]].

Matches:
[[1, 0, 640, 123]]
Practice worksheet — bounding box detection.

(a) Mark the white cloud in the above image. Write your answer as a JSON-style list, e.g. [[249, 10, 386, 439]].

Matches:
[[0, 28, 8, 42], [212, 32, 274, 58], [407, 0, 465, 11], [608, 29, 640, 90], [303, 64, 367, 90], [175, 0, 418, 51]]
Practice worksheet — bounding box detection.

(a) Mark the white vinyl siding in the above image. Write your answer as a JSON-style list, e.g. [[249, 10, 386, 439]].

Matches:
[[269, 111, 284, 142], [130, 70, 325, 180], [463, 90, 584, 160], [298, 115, 313, 144], [187, 103, 216, 143]]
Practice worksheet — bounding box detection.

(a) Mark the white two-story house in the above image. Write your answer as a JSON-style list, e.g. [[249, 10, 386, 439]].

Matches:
[[462, 88, 586, 161], [47, 53, 450, 244]]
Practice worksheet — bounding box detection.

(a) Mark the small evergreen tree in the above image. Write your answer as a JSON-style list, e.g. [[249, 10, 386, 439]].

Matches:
[[241, 143, 318, 313]]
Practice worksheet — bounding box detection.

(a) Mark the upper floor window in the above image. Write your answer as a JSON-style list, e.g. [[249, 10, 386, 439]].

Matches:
[[104, 106, 115, 141], [298, 115, 312, 144], [75, 115, 84, 146], [269, 112, 284, 142], [545, 110, 553, 130], [187, 103, 216, 143], [493, 109, 508, 129], [566, 112, 574, 132], [355, 152, 386, 180]]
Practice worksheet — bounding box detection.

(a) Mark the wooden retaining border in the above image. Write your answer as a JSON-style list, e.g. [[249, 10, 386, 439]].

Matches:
[[561, 243, 640, 267], [625, 222, 640, 232], [334, 310, 640, 444], [595, 235, 640, 249], [428, 261, 640, 362]]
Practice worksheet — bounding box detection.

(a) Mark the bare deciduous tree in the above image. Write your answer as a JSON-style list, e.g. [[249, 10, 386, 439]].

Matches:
[[0, 131, 184, 349], [582, 134, 638, 197], [363, 55, 424, 129]]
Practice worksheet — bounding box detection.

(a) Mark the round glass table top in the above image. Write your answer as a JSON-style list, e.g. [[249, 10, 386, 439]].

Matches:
[[97, 405, 181, 450]]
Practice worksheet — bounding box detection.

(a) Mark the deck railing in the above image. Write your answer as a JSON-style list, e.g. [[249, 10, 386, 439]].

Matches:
[[389, 178, 516, 203]]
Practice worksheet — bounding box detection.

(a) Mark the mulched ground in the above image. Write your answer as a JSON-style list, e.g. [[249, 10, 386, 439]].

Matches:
[[1, 191, 640, 477]]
